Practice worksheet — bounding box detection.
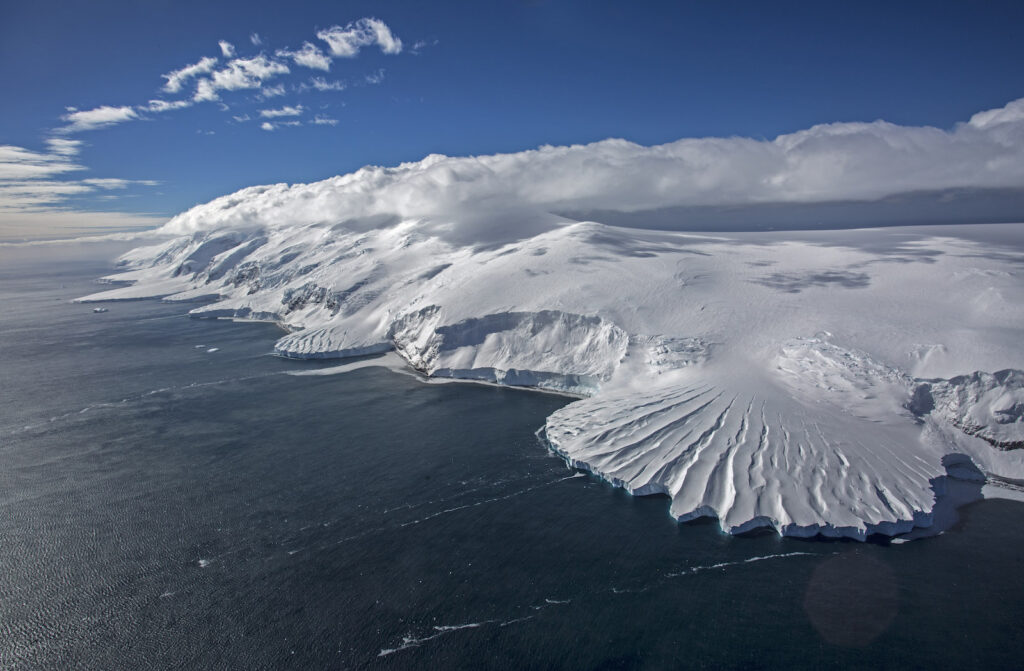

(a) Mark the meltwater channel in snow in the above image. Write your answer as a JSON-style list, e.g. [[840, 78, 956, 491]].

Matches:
[[77, 99, 1024, 541]]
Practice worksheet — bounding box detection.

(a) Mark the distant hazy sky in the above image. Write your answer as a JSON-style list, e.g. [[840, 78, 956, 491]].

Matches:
[[1, 0, 1023, 239]]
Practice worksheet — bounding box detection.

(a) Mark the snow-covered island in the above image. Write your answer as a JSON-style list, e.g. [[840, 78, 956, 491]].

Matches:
[[78, 99, 1024, 540]]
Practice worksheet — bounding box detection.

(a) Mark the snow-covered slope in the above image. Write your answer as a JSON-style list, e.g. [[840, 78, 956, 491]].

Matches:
[[912, 370, 1024, 450], [78, 215, 1024, 540], [75, 97, 1024, 540]]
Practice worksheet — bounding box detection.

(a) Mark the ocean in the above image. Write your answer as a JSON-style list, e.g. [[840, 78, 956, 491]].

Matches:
[[1, 242, 1023, 669]]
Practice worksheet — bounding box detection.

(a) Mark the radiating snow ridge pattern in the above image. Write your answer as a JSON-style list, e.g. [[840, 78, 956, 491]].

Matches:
[[76, 98, 1024, 539]]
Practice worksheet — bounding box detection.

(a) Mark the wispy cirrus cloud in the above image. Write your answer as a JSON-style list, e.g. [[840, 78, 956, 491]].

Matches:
[[82, 177, 159, 189], [0, 142, 162, 240], [194, 54, 291, 101], [276, 42, 332, 71], [317, 18, 403, 57], [259, 105, 304, 118], [66, 18, 402, 131], [44, 138, 83, 156], [0, 144, 84, 180], [0, 180, 93, 208], [139, 99, 194, 113], [60, 106, 139, 133], [261, 118, 303, 131], [306, 77, 346, 92], [162, 56, 218, 94], [6, 17, 408, 239], [257, 84, 286, 100], [410, 39, 438, 55]]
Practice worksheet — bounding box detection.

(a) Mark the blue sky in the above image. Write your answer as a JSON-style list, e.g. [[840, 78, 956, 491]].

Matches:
[[2, 0, 1023, 239]]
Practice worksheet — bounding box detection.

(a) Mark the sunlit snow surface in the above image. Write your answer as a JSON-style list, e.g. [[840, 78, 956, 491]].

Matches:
[[79, 215, 1024, 539]]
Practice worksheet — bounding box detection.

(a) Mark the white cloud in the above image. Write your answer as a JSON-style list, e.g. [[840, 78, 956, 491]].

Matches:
[[307, 77, 346, 92], [250, 32, 262, 46], [410, 39, 438, 54], [277, 42, 331, 71], [0, 142, 163, 240], [45, 138, 83, 156], [259, 119, 303, 131], [162, 56, 218, 93], [233, 114, 251, 122], [160, 97, 1024, 237], [219, 40, 235, 58], [193, 79, 218, 102], [257, 84, 286, 99], [140, 99, 193, 113], [316, 18, 402, 58], [82, 178, 159, 189], [968, 97, 1024, 131], [259, 105, 303, 118], [0, 209, 164, 242], [365, 69, 385, 85], [60, 106, 139, 133], [313, 115, 338, 126], [0, 145, 84, 180], [0, 175, 155, 208], [0, 145, 152, 195], [195, 55, 290, 101], [0, 180, 94, 208]]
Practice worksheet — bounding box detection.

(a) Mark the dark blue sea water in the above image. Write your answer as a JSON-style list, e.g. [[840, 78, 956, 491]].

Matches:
[[2, 242, 1024, 669]]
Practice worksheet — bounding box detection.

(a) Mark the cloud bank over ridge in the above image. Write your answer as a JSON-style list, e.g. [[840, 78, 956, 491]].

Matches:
[[161, 97, 1024, 236]]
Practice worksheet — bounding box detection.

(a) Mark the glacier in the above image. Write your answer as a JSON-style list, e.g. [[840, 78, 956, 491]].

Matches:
[[75, 99, 1024, 540], [76, 216, 1024, 541]]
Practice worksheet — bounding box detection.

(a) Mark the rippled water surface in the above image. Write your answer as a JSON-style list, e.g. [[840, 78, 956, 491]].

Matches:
[[2, 242, 1023, 669]]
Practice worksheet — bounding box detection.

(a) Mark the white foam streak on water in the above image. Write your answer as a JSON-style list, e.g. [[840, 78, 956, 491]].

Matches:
[[398, 473, 585, 528], [379, 473, 542, 516], [665, 551, 820, 578], [378, 621, 498, 657], [280, 473, 584, 557], [531, 598, 573, 611], [278, 473, 561, 556], [378, 551, 827, 658]]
